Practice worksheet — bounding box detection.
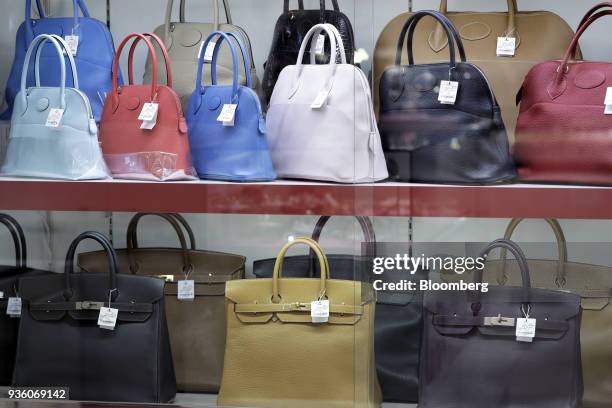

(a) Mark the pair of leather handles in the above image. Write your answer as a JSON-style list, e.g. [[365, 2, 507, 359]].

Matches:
[[24, 0, 91, 45], [164, 0, 233, 43], [0, 214, 28, 269], [283, 0, 340, 15]]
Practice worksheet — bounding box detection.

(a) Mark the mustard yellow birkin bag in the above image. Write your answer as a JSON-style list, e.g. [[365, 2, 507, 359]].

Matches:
[[218, 237, 381, 408]]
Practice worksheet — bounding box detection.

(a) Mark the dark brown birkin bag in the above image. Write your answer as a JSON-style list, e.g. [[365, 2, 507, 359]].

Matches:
[[78, 213, 245, 393], [420, 239, 583, 408]]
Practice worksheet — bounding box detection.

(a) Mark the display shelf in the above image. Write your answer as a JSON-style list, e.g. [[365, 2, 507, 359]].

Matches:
[[0, 178, 611, 219]]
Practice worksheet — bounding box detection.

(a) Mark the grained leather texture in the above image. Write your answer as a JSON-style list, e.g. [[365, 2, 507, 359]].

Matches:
[[13, 232, 176, 403], [186, 31, 276, 181], [77, 213, 246, 393], [144, 0, 260, 110], [218, 238, 381, 408], [267, 24, 388, 183], [100, 33, 195, 181], [420, 239, 583, 408], [1, 0, 122, 122], [379, 11, 516, 184], [373, 0, 579, 143], [515, 7, 612, 185], [262, 0, 355, 105], [1, 34, 109, 181]]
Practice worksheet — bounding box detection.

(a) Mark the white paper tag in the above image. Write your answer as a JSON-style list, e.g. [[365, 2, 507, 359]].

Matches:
[[177, 280, 195, 301], [315, 34, 326, 55], [604, 88, 612, 114], [198, 41, 216, 62], [311, 300, 329, 324], [45, 108, 65, 128], [65, 35, 79, 56], [516, 318, 536, 342], [217, 104, 237, 126], [6, 297, 22, 318], [138, 103, 159, 121], [496, 37, 516, 57], [438, 81, 459, 105], [311, 90, 330, 109], [0, 291, 4, 299], [98, 307, 118, 330]]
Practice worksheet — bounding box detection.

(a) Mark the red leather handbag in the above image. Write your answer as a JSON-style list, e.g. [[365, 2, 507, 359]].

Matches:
[[515, 4, 612, 185], [100, 33, 195, 181]]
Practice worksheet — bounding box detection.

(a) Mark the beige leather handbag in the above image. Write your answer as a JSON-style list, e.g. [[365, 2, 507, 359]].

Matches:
[[481, 219, 612, 408], [218, 238, 381, 408], [144, 0, 261, 109], [77, 213, 246, 393], [373, 0, 579, 142]]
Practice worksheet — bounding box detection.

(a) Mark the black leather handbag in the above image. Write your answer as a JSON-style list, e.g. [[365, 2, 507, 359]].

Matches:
[[420, 239, 583, 408], [13, 232, 176, 403], [378, 10, 516, 184], [0, 214, 51, 385], [253, 216, 424, 403], [261, 0, 355, 105]]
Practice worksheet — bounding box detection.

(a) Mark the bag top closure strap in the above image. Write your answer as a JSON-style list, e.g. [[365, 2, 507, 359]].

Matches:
[[195, 31, 240, 104]]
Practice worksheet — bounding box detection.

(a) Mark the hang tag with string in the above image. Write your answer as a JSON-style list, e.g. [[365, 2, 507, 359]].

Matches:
[[604, 88, 612, 115], [217, 104, 237, 127], [496, 36, 516, 57], [315, 34, 326, 55], [311, 89, 331, 109], [516, 304, 536, 343], [198, 41, 216, 63], [98, 289, 119, 331], [438, 80, 459, 105], [177, 267, 195, 301], [46, 108, 65, 128], [6, 285, 21, 318], [139, 103, 159, 130], [311, 291, 329, 324], [65, 35, 79, 56]]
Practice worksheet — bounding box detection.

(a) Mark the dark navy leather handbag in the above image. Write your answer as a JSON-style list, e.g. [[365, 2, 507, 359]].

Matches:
[[1, 0, 121, 122], [186, 31, 276, 182]]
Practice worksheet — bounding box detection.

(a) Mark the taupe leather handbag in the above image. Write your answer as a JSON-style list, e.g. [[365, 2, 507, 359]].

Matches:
[[373, 0, 578, 142], [218, 238, 381, 408], [78, 213, 246, 393], [482, 219, 612, 408], [144, 0, 260, 109]]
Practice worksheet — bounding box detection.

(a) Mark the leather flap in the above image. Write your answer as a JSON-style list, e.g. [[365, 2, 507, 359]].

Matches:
[[431, 314, 569, 339]]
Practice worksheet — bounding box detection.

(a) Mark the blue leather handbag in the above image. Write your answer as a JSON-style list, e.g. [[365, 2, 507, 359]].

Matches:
[[1, 0, 121, 122], [186, 31, 276, 182]]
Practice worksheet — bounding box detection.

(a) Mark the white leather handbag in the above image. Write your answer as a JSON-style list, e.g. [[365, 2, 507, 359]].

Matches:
[[1, 34, 109, 180], [266, 23, 388, 184]]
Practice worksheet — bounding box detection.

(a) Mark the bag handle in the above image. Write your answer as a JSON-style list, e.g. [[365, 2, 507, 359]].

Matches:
[[64, 231, 119, 301], [499, 219, 568, 287], [34, 35, 79, 89], [111, 33, 158, 110], [164, 0, 225, 45], [577, 2, 612, 33], [25, 0, 91, 46], [283, 0, 305, 13], [180, 0, 232, 24], [126, 213, 194, 275], [308, 24, 347, 65], [0, 214, 26, 268], [431, 0, 517, 52], [408, 13, 466, 65], [272, 238, 330, 303], [196, 31, 239, 103], [211, 32, 253, 89], [20, 35, 74, 112], [127, 32, 173, 88]]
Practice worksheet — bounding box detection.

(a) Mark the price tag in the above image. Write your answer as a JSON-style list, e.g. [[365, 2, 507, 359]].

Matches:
[[7, 297, 22, 318], [311, 299, 329, 324], [45, 108, 65, 128], [198, 41, 216, 62], [98, 307, 118, 331], [496, 37, 516, 57], [311, 90, 330, 109], [315, 34, 326, 55], [605, 88, 612, 115], [0, 291, 4, 299], [516, 318, 536, 342], [64, 35, 79, 56], [217, 104, 237, 126], [438, 81, 459, 105], [139, 103, 159, 130], [177, 280, 195, 301]]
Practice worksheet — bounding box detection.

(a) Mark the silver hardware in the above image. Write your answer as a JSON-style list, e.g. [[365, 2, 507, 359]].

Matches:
[[484, 314, 515, 327], [76, 301, 104, 310]]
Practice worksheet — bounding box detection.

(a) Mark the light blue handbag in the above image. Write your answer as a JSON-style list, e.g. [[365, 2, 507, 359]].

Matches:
[[186, 31, 276, 182], [1, 34, 110, 180]]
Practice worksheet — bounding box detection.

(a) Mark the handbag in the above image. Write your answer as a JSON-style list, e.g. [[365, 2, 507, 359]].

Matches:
[[253, 217, 423, 403], [0, 214, 51, 385], [100, 32, 195, 181], [267, 23, 388, 183], [420, 239, 583, 408], [218, 237, 381, 408], [482, 218, 612, 408], [262, 0, 355, 106], [186, 31, 276, 182], [145, 0, 260, 110], [515, 4, 612, 185], [2, 0, 121, 122], [1, 34, 109, 180], [13, 231, 176, 402], [378, 10, 516, 184], [77, 213, 246, 393], [373, 0, 579, 142]]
